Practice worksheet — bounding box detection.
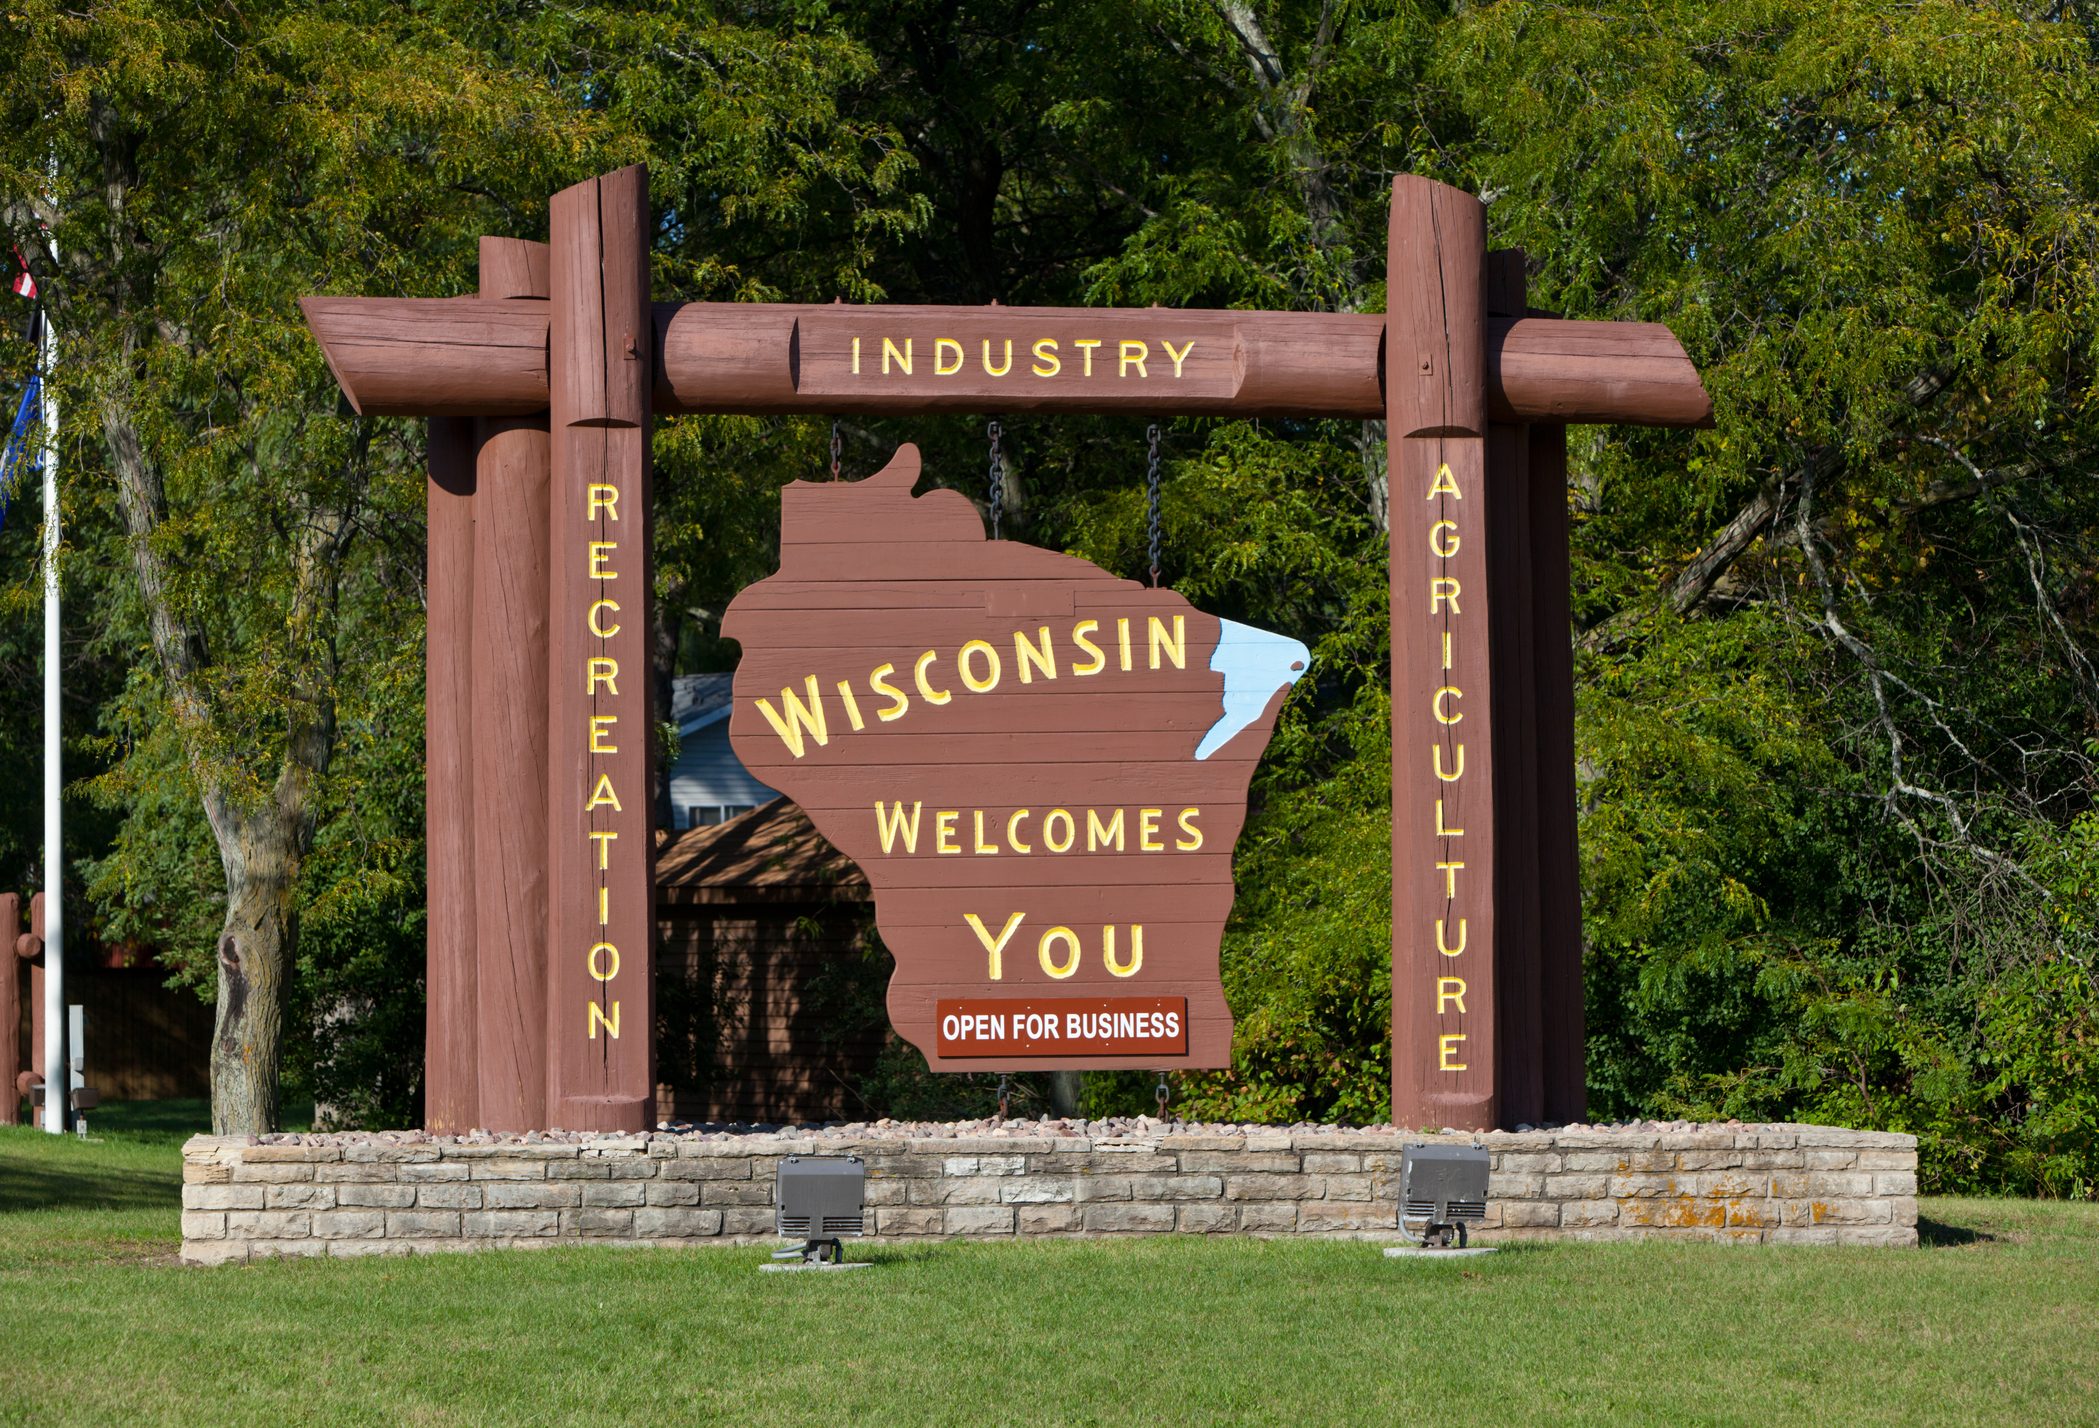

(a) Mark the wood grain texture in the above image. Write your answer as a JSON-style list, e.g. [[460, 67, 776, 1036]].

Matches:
[[721, 445, 1306, 1072], [1529, 423, 1588, 1123], [304, 297, 1710, 427], [0, 894, 17, 1123], [424, 415, 478, 1134], [547, 167, 655, 1131], [1391, 175, 1498, 1131]]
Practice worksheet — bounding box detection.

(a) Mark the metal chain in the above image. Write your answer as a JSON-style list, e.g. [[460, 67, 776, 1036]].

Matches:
[[1154, 1074, 1171, 1121], [987, 419, 1004, 538], [996, 1073, 1012, 1122], [829, 419, 842, 481], [1146, 422, 1162, 587]]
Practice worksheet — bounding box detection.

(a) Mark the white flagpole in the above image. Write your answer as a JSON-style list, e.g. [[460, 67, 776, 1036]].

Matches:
[[38, 300, 64, 1134]]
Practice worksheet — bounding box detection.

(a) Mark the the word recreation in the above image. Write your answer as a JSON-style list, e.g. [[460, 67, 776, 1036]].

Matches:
[[578, 478, 632, 1045]]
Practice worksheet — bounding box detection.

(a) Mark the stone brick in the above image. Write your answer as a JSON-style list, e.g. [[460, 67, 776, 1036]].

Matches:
[[386, 1210, 462, 1237], [659, 1158, 755, 1182], [1079, 1203, 1173, 1233], [1802, 1149, 1859, 1170], [1223, 1174, 1318, 1201], [1070, 1151, 1178, 1174], [1238, 1203, 1297, 1232], [1126, 1174, 1224, 1202], [1071, 1175, 1135, 1202], [1301, 1153, 1362, 1174], [1766, 1226, 1841, 1245], [335, 1184, 416, 1209], [909, 1177, 1001, 1206], [227, 1210, 311, 1238], [1179, 1151, 1298, 1174], [1018, 1205, 1080, 1234], [246, 1145, 343, 1163], [1873, 1172, 1918, 1196], [1500, 1202, 1560, 1228], [717, 1206, 776, 1236], [343, 1143, 438, 1164], [1806, 1197, 1893, 1225], [416, 1184, 485, 1210], [398, 1163, 471, 1183], [1319, 1174, 1373, 1201], [1891, 1198, 1919, 1227], [634, 1207, 724, 1238], [857, 1152, 946, 1176], [645, 1181, 700, 1206], [181, 1241, 249, 1265], [1616, 1199, 1727, 1230], [1608, 1174, 1684, 1200], [316, 1163, 395, 1183], [484, 1181, 579, 1210], [1000, 1179, 1077, 1205], [581, 1136, 649, 1154], [568, 1208, 635, 1235], [323, 1239, 415, 1260], [1493, 1152, 1562, 1175], [1488, 1174, 1545, 1199], [944, 1154, 1027, 1176], [462, 1209, 562, 1238], [247, 1239, 326, 1260], [467, 1159, 550, 1181], [1770, 1172, 1874, 1199], [181, 1211, 227, 1240], [1688, 1171, 1768, 1199], [1856, 1149, 1916, 1171], [546, 1160, 614, 1180], [871, 1206, 943, 1236], [184, 1162, 234, 1185], [1560, 1200, 1617, 1228], [1176, 1203, 1237, 1233], [230, 1163, 316, 1184], [580, 1182, 646, 1208], [265, 1184, 336, 1211], [1676, 1151, 1745, 1171], [1542, 1174, 1608, 1198], [185, 1184, 265, 1212], [1559, 1151, 1624, 1173], [1295, 1202, 1394, 1233], [946, 1206, 1017, 1235], [310, 1210, 387, 1240], [1834, 1226, 1917, 1248], [1725, 1200, 1772, 1228]]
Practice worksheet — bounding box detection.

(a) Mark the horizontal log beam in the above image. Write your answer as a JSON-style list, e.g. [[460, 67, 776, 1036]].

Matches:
[[302, 298, 1713, 428]]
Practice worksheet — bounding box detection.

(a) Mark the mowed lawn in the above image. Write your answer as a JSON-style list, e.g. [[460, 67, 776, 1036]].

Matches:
[[2, 1106, 2095, 1428]]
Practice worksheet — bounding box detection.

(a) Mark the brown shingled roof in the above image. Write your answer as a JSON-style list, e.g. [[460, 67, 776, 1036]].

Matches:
[[655, 798, 869, 905]]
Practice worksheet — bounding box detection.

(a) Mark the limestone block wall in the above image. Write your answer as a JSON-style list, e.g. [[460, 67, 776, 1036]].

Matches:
[[179, 1124, 1919, 1264]]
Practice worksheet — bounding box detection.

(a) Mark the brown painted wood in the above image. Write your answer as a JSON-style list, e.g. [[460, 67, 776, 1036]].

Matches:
[[721, 444, 1306, 1072], [24, 893, 42, 1101], [0, 894, 17, 1123], [471, 416, 552, 1132], [547, 166, 655, 1132], [1390, 175, 1497, 1130], [1529, 422, 1588, 1123], [304, 297, 1710, 427], [424, 415, 478, 1133]]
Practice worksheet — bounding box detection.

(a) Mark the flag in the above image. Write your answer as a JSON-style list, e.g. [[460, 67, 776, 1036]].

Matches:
[[0, 372, 42, 538], [9, 248, 34, 299]]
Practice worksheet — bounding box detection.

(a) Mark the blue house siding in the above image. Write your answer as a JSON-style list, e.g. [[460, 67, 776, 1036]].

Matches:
[[668, 715, 778, 830]]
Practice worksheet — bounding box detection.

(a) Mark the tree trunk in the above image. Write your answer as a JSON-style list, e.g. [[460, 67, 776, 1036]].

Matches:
[[209, 809, 296, 1134]]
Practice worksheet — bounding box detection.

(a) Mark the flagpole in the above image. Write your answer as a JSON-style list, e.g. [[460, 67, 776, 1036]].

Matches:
[[38, 299, 63, 1135]]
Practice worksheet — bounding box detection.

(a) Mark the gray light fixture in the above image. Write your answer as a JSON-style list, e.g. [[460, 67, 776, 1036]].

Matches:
[[765, 1155, 870, 1272], [1395, 1142, 1491, 1250]]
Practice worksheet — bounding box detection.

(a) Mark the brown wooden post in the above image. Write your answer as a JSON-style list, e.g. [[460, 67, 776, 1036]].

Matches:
[[1, 893, 18, 1123], [546, 165, 655, 1130], [424, 417, 477, 1133], [23, 892, 43, 1107], [1389, 176, 1497, 1130], [1529, 422, 1588, 1121]]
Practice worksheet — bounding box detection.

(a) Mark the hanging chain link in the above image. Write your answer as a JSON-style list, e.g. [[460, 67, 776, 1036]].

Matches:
[[987, 419, 1005, 539], [1146, 422, 1163, 587], [1154, 1073, 1172, 1121], [996, 1073, 1012, 1122], [829, 419, 842, 481]]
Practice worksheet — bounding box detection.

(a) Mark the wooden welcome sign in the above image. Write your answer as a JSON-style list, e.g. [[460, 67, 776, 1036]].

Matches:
[[303, 164, 1712, 1131], [722, 445, 1307, 1069]]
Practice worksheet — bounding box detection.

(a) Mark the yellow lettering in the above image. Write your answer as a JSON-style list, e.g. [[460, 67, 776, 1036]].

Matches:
[[1104, 925, 1143, 977], [1147, 614, 1185, 670], [587, 598, 621, 638], [1039, 926, 1080, 979], [965, 911, 1025, 980], [882, 336, 912, 374], [755, 676, 829, 757], [1071, 620, 1105, 675], [586, 657, 619, 696], [982, 339, 1013, 376], [972, 810, 999, 855], [851, 335, 861, 374], [1437, 1033, 1467, 1071], [1430, 577, 1461, 614], [1433, 743, 1465, 781], [588, 541, 619, 580], [1433, 686, 1464, 725], [1013, 626, 1057, 683], [589, 830, 617, 870], [1437, 976, 1468, 1014], [874, 801, 922, 855], [1073, 339, 1101, 376], [1162, 339, 1194, 377], [914, 650, 952, 705], [1117, 617, 1133, 671], [1044, 809, 1076, 853], [1087, 808, 1125, 852], [1031, 338, 1060, 377], [585, 774, 621, 813], [1139, 808, 1164, 851], [1429, 519, 1459, 558], [1006, 809, 1033, 853], [1443, 630, 1453, 671], [588, 715, 619, 754], [935, 337, 964, 375], [587, 484, 620, 522], [1119, 340, 1148, 377], [1435, 800, 1465, 837], [1436, 860, 1464, 898], [1427, 462, 1461, 499], [869, 663, 909, 721], [588, 1000, 621, 1040], [597, 885, 609, 925], [1436, 918, 1468, 956], [836, 680, 865, 731], [936, 810, 960, 854], [1175, 807, 1204, 851], [958, 638, 1002, 693], [588, 942, 620, 982]]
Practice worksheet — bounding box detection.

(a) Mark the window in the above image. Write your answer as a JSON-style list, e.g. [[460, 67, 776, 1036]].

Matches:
[[685, 804, 757, 829]]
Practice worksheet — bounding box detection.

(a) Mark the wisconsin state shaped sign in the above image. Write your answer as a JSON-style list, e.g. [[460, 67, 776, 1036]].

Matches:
[[723, 445, 1308, 1069]]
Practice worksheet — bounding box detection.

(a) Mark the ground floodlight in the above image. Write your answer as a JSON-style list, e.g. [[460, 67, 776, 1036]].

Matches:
[[766, 1155, 869, 1272], [1396, 1143, 1490, 1250]]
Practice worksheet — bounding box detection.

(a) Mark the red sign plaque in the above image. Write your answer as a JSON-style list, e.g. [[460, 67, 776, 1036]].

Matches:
[[935, 998, 1189, 1059], [722, 444, 1308, 1071]]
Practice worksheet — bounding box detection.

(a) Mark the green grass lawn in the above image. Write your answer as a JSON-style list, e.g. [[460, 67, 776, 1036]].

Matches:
[[2, 1105, 2095, 1427]]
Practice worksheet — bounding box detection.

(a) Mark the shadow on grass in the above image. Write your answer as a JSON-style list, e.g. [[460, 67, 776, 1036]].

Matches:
[[1918, 1217, 1991, 1248], [0, 1155, 180, 1213]]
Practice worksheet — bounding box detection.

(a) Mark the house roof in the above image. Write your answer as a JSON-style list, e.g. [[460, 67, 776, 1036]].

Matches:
[[655, 798, 869, 905], [670, 672, 735, 733]]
